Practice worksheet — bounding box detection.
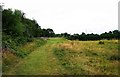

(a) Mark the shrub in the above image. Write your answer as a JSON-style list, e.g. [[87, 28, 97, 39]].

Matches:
[[15, 36, 28, 45], [98, 41, 104, 44]]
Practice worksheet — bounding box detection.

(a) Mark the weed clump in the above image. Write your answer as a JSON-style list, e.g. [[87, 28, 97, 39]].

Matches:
[[53, 48, 66, 58], [98, 41, 104, 44], [107, 55, 120, 61]]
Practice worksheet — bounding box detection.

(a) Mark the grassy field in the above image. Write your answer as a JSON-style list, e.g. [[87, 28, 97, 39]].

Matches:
[[3, 38, 119, 75]]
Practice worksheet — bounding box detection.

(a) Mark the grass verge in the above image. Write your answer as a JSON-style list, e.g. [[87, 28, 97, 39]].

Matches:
[[2, 38, 46, 74]]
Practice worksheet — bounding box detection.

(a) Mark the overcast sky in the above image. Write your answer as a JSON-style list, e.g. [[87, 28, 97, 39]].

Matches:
[[1, 0, 119, 34]]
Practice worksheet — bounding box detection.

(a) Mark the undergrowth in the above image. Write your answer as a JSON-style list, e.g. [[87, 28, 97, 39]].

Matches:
[[2, 37, 46, 73]]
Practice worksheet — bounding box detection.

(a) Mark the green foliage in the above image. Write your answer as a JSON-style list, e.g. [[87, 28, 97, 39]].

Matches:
[[15, 36, 29, 45], [40, 28, 55, 37], [3, 9, 24, 36]]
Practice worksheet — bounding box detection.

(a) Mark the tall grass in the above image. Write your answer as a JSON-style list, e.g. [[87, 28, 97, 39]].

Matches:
[[53, 40, 119, 75]]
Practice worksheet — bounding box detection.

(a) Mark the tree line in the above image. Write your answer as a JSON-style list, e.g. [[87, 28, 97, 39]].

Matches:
[[2, 9, 120, 48], [57, 30, 120, 41]]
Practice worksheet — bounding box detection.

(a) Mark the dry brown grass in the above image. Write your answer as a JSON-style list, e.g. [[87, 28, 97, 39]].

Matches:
[[53, 40, 119, 75]]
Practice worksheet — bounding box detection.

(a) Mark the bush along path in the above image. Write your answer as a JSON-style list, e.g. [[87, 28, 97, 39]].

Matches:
[[2, 38, 47, 74]]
